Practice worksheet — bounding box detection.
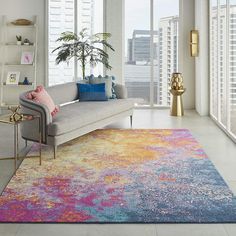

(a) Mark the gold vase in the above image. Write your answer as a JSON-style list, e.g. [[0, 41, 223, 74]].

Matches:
[[170, 72, 184, 90], [170, 73, 186, 117]]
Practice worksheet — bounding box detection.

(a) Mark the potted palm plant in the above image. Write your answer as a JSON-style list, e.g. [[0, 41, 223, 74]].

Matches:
[[52, 28, 115, 80]]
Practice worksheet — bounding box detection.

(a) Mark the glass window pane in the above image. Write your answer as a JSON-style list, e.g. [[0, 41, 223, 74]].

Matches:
[[48, 0, 75, 86], [77, 0, 104, 78], [210, 0, 218, 118], [230, 0, 236, 136], [154, 0, 179, 106], [219, 0, 227, 126], [125, 0, 150, 105]]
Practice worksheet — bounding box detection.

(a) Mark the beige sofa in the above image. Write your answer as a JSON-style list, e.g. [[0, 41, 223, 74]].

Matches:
[[19, 82, 135, 158]]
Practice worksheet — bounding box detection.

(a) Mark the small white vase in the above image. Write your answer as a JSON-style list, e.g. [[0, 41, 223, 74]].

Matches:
[[16, 41, 22, 46]]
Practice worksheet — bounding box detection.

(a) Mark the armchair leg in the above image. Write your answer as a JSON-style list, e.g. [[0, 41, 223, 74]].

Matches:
[[130, 115, 133, 128], [53, 146, 57, 159], [25, 140, 28, 147]]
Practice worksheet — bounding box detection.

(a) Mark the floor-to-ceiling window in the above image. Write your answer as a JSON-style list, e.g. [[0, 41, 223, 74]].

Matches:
[[48, 0, 75, 86], [210, 0, 236, 140], [125, 0, 179, 106], [47, 0, 103, 86]]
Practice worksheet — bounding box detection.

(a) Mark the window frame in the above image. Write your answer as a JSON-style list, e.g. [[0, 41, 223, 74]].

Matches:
[[45, 0, 105, 86], [209, 0, 236, 142], [124, 0, 180, 108]]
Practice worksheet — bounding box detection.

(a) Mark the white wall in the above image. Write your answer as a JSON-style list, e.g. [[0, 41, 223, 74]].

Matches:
[[0, 0, 197, 110], [195, 0, 209, 116], [179, 0, 196, 109], [0, 0, 45, 86], [104, 0, 124, 84]]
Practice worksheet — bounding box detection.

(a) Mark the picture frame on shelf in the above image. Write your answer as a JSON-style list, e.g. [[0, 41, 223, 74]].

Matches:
[[21, 51, 34, 65], [6, 72, 20, 85]]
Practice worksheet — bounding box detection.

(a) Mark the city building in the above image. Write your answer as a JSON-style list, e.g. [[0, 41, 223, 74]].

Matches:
[[158, 16, 179, 106], [48, 0, 75, 86], [210, 5, 236, 133], [77, 0, 95, 35], [127, 30, 158, 64], [48, 0, 95, 85], [125, 17, 178, 106]]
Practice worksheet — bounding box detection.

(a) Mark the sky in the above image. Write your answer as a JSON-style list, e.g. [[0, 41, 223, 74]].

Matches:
[[125, 0, 179, 39], [124, 0, 179, 55]]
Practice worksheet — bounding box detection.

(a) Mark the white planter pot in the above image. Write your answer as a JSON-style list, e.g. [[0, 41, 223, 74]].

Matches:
[[16, 41, 22, 45]]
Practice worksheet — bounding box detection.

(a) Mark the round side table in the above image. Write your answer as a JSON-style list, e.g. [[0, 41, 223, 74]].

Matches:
[[0, 113, 42, 174]]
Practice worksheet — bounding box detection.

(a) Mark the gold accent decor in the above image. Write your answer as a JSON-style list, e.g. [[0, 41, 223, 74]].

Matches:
[[170, 72, 184, 90], [170, 73, 186, 117], [190, 30, 199, 57], [11, 19, 32, 26], [8, 105, 24, 122]]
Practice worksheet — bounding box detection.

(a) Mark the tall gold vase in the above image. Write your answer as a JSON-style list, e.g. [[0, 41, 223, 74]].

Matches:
[[170, 73, 186, 117]]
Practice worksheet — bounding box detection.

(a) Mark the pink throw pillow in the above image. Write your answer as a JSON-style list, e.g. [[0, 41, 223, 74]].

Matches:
[[26, 85, 59, 117]]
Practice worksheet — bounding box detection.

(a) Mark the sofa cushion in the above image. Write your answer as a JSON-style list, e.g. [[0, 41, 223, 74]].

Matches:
[[77, 83, 107, 101], [89, 75, 116, 99], [48, 99, 134, 136], [27, 85, 59, 117]]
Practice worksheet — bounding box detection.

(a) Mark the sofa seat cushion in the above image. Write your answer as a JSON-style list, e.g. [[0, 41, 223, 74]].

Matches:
[[47, 99, 134, 136]]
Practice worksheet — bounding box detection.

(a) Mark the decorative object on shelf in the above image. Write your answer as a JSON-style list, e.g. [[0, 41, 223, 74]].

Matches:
[[23, 77, 30, 85], [16, 35, 22, 45], [52, 28, 114, 80], [169, 72, 186, 117], [11, 19, 32, 26], [21, 51, 34, 64], [6, 71, 20, 85], [8, 105, 23, 122], [23, 38, 30, 46], [0, 15, 38, 108], [190, 30, 199, 57]]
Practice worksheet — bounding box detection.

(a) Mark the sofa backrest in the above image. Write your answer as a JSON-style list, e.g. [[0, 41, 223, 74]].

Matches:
[[46, 82, 78, 105]]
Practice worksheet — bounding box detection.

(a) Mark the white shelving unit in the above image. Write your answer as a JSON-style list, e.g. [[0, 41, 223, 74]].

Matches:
[[0, 15, 38, 107]]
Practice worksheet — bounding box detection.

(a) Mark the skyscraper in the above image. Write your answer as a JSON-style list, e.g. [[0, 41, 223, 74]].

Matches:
[[48, 0, 75, 86], [210, 4, 236, 132], [230, 5, 236, 133], [125, 17, 178, 106], [127, 30, 158, 64], [48, 0, 96, 85], [77, 0, 95, 35], [158, 16, 179, 106]]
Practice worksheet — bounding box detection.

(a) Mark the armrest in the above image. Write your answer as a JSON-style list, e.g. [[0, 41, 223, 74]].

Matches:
[[19, 93, 52, 144], [19, 93, 52, 124], [114, 84, 128, 99]]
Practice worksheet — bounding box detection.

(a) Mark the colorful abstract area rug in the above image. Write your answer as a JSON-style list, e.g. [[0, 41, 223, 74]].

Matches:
[[1, 129, 236, 223]]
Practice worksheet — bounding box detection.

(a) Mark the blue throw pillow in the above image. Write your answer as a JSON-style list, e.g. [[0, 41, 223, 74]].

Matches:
[[77, 83, 108, 101]]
